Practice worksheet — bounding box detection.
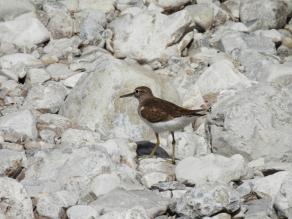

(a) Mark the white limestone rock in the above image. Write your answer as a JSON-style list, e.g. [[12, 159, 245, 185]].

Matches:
[[0, 149, 27, 176], [0, 0, 35, 21], [46, 63, 75, 81], [185, 4, 214, 31], [175, 154, 247, 185], [109, 9, 192, 63], [62, 72, 86, 88], [0, 110, 37, 140], [146, 0, 191, 11], [0, 13, 49, 49], [26, 68, 51, 85], [23, 82, 67, 113], [67, 205, 98, 219], [61, 128, 101, 146], [0, 177, 34, 219]]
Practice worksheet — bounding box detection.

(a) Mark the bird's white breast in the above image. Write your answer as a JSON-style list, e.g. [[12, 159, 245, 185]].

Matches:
[[140, 116, 196, 133]]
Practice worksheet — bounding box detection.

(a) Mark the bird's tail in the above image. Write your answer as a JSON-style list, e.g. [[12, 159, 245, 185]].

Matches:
[[190, 106, 211, 116]]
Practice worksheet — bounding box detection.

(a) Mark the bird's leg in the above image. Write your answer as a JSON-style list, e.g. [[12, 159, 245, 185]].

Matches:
[[150, 133, 160, 157], [171, 131, 176, 164]]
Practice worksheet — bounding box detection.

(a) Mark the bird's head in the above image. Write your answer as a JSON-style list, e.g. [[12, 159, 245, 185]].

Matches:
[[120, 86, 153, 101]]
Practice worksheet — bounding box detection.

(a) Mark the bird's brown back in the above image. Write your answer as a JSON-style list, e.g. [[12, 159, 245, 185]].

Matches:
[[139, 97, 206, 123]]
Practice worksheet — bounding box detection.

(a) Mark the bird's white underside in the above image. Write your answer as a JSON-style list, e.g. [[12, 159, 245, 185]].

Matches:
[[140, 115, 197, 133]]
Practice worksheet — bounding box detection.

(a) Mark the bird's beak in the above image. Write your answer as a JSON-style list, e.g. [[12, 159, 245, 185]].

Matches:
[[120, 92, 135, 98]]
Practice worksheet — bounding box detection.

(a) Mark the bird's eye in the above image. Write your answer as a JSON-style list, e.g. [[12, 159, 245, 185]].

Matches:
[[135, 90, 139, 93]]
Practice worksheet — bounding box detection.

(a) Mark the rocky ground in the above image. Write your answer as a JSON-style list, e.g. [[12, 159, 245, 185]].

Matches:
[[0, 0, 292, 218]]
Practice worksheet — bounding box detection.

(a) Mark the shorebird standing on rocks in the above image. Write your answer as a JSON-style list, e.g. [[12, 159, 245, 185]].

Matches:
[[120, 86, 207, 164]]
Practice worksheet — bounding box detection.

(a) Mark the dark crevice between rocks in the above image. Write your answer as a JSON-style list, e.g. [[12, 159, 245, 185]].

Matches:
[[4, 164, 25, 181], [261, 169, 284, 177], [136, 141, 170, 158], [18, 75, 26, 84]]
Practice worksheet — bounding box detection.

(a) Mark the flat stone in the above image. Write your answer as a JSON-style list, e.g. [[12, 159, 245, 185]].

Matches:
[[61, 128, 101, 146], [67, 205, 98, 219]]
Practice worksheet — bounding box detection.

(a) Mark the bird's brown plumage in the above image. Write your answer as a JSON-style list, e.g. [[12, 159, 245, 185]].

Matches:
[[139, 97, 207, 123]]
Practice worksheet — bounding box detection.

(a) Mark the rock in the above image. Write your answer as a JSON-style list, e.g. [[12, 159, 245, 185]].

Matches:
[[274, 173, 292, 219], [39, 129, 56, 144], [116, 0, 145, 11], [36, 191, 78, 219], [0, 53, 42, 81], [98, 138, 137, 168], [90, 188, 170, 217], [62, 72, 86, 88], [211, 213, 231, 219], [245, 198, 277, 219], [67, 205, 98, 219], [176, 182, 240, 218], [0, 0, 35, 21], [61, 128, 101, 146], [79, 0, 115, 13], [21, 146, 114, 198], [0, 149, 26, 177], [98, 206, 149, 219], [23, 82, 67, 113], [146, 0, 191, 11], [239, 0, 288, 30], [254, 29, 282, 43], [175, 154, 247, 185], [46, 63, 75, 81], [185, 4, 214, 31], [138, 158, 175, 188], [0, 13, 49, 49], [222, 0, 240, 19], [0, 177, 34, 219], [42, 1, 76, 39], [151, 181, 186, 191], [195, 60, 251, 96], [251, 171, 289, 202], [90, 173, 121, 197], [210, 84, 292, 162], [109, 9, 192, 63], [43, 36, 81, 59], [258, 62, 292, 86], [59, 51, 180, 140], [0, 110, 37, 140], [37, 113, 73, 137], [79, 10, 106, 44], [26, 68, 51, 85], [163, 131, 209, 160]]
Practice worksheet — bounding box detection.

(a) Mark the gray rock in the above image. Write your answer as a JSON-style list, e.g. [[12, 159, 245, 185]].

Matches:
[[175, 154, 247, 185], [90, 173, 121, 197], [67, 205, 98, 219], [210, 84, 292, 162], [0, 53, 42, 81], [62, 72, 86, 88], [36, 191, 78, 219], [0, 149, 26, 177], [39, 129, 56, 144], [80, 10, 106, 44], [90, 188, 170, 217], [185, 4, 214, 31], [98, 206, 149, 219], [109, 9, 192, 63], [61, 128, 101, 146], [46, 63, 75, 81], [43, 36, 81, 59], [0, 13, 49, 49], [23, 82, 67, 113], [222, 0, 240, 19], [146, 0, 191, 11], [26, 68, 51, 85], [274, 173, 292, 218], [21, 146, 114, 198], [138, 158, 175, 188], [239, 0, 288, 30], [0, 0, 35, 21], [116, 0, 145, 11], [0, 177, 34, 219], [0, 110, 37, 140], [176, 182, 240, 218], [79, 0, 115, 13], [59, 51, 180, 140], [42, 1, 77, 39], [245, 198, 277, 219]]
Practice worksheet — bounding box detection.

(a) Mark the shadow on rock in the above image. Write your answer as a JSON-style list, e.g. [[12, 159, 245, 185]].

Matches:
[[136, 141, 170, 159]]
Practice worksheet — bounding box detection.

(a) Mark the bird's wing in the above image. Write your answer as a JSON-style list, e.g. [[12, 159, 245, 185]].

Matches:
[[140, 98, 205, 123]]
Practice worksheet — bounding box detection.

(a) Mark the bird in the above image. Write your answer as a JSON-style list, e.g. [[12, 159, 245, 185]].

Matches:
[[120, 86, 207, 164]]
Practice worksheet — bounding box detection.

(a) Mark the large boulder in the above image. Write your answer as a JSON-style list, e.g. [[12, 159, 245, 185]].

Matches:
[[0, 0, 35, 21], [239, 0, 288, 30], [0, 177, 34, 219], [175, 154, 247, 185], [109, 8, 192, 63], [59, 51, 180, 140], [210, 84, 292, 162]]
